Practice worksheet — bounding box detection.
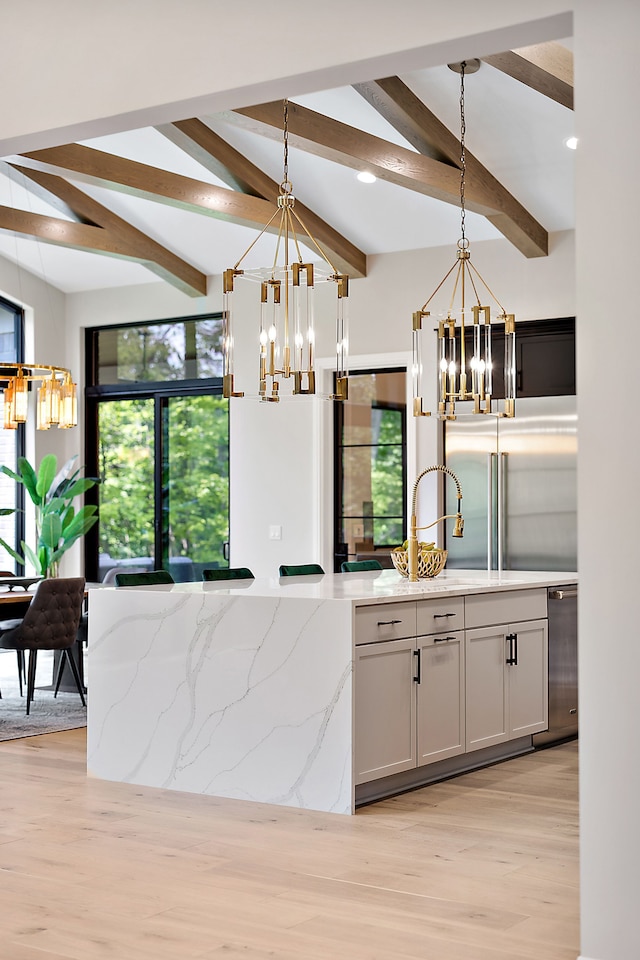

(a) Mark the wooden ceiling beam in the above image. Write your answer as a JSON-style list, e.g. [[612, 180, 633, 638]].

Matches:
[[0, 205, 136, 254], [482, 42, 574, 110], [0, 161, 97, 226], [228, 99, 502, 216], [354, 76, 548, 258], [3, 166, 207, 296], [352, 81, 455, 167], [156, 118, 367, 277], [11, 143, 277, 224], [156, 119, 267, 196], [11, 141, 364, 278]]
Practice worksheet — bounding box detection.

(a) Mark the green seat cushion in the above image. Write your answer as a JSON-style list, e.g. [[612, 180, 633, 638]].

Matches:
[[203, 567, 254, 581], [278, 563, 325, 577]]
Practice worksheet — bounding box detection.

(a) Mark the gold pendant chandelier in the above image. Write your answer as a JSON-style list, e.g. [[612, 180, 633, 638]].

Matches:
[[222, 100, 349, 403], [412, 60, 516, 420], [2, 363, 78, 430]]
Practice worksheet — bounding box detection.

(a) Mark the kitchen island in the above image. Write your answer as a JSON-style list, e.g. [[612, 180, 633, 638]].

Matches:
[[87, 569, 577, 814]]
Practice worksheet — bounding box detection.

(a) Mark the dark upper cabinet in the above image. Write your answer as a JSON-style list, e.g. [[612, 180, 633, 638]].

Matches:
[[460, 317, 575, 399], [516, 318, 575, 397]]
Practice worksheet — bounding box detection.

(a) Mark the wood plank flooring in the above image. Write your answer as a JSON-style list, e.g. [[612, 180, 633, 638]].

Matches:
[[0, 731, 578, 959]]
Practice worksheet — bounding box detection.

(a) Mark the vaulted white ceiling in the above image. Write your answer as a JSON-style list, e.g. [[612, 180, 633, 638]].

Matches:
[[0, 40, 574, 295]]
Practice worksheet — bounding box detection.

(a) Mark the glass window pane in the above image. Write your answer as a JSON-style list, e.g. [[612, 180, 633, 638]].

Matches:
[[0, 431, 17, 569], [373, 518, 404, 547], [0, 298, 21, 569], [0, 302, 17, 361], [339, 517, 403, 562], [342, 370, 406, 445], [342, 447, 375, 517], [97, 398, 155, 581], [371, 438, 404, 517], [336, 368, 406, 565], [342, 444, 404, 519], [95, 317, 223, 385], [165, 395, 229, 580]]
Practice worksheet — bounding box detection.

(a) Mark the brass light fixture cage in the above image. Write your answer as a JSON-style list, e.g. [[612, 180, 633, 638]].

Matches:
[[412, 60, 516, 420], [0, 363, 78, 430], [223, 99, 349, 403]]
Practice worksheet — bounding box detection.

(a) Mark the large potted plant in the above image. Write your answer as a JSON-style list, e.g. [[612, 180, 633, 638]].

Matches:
[[0, 454, 98, 578]]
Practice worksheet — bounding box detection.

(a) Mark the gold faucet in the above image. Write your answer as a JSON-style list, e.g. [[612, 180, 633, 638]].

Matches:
[[408, 465, 464, 582]]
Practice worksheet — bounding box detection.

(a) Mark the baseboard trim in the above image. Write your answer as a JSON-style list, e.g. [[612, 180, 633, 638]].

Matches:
[[356, 737, 533, 807]]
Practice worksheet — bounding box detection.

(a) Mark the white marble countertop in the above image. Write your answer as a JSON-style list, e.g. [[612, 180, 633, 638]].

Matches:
[[87, 566, 578, 815], [99, 568, 578, 605]]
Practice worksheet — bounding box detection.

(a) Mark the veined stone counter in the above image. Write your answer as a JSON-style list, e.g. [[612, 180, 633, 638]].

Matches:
[[87, 569, 577, 815]]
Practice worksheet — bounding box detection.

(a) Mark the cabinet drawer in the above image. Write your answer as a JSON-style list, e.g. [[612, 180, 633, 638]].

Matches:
[[417, 596, 464, 636], [355, 602, 417, 645], [465, 589, 547, 629]]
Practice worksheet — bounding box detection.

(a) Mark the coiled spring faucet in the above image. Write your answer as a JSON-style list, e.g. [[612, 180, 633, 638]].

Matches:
[[408, 465, 464, 582]]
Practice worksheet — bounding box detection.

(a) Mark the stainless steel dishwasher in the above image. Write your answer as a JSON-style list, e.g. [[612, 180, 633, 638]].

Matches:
[[533, 585, 578, 747]]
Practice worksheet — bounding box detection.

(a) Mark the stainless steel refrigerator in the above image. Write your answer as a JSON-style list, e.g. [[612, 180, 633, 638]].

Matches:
[[443, 395, 577, 572]]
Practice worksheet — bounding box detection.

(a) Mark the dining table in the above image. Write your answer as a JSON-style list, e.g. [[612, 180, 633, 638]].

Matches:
[[0, 589, 38, 607]]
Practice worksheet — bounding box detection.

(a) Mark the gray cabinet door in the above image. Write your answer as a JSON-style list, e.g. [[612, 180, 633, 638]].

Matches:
[[354, 638, 416, 784], [416, 631, 465, 765]]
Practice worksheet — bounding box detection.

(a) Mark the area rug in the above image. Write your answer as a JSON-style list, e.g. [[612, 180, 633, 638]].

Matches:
[[0, 683, 86, 741]]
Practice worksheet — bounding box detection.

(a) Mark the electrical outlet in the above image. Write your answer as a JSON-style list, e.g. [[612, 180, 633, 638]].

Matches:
[[269, 525, 282, 541]]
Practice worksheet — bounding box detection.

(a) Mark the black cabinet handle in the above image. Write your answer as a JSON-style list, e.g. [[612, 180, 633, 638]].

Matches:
[[377, 619, 402, 626], [506, 633, 514, 665], [413, 649, 421, 684], [513, 633, 518, 665], [434, 636, 457, 643], [434, 612, 456, 619]]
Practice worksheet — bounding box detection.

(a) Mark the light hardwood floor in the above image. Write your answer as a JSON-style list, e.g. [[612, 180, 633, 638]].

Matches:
[[0, 731, 578, 959]]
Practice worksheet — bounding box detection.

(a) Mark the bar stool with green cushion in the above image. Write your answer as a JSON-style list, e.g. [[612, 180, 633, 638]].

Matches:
[[341, 559, 383, 572], [203, 567, 254, 581], [278, 563, 325, 577], [114, 570, 175, 587]]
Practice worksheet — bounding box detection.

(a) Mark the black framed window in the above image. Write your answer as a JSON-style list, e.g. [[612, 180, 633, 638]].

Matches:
[[85, 314, 229, 583], [0, 296, 24, 570], [334, 368, 407, 571]]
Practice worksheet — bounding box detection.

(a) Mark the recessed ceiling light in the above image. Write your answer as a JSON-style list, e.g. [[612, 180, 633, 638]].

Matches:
[[565, 136, 578, 150], [357, 171, 377, 184]]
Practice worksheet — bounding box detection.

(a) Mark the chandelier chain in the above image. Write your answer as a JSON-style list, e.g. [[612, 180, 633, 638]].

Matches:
[[281, 98, 291, 194], [459, 62, 467, 246]]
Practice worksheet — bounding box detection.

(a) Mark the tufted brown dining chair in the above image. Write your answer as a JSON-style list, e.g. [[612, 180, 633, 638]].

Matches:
[[0, 577, 86, 715]]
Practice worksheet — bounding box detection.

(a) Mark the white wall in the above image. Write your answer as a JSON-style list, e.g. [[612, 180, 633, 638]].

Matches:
[[0, 255, 68, 462], [574, 3, 640, 959], [0, 2, 571, 154]]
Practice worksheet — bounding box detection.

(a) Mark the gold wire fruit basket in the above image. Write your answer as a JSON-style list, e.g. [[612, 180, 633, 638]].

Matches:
[[390, 546, 448, 579]]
